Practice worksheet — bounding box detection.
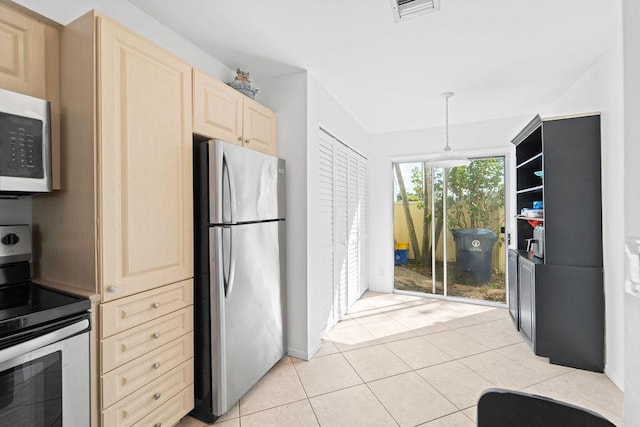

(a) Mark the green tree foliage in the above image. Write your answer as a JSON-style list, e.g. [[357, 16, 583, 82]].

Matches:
[[446, 158, 505, 231]]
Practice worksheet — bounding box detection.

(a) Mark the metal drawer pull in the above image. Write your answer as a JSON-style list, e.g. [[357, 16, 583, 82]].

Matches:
[[153, 362, 161, 369], [152, 302, 160, 309], [154, 392, 161, 400], [245, 138, 250, 143], [238, 136, 243, 142], [153, 332, 161, 339], [154, 424, 161, 427], [107, 286, 117, 293]]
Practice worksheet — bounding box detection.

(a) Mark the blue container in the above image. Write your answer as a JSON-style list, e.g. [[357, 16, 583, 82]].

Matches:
[[533, 200, 544, 209], [394, 249, 408, 265]]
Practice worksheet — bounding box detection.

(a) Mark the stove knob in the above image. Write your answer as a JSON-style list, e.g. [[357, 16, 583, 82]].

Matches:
[[1, 233, 19, 245]]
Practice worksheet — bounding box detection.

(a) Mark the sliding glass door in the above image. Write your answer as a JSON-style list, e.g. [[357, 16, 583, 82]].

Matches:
[[393, 157, 506, 304]]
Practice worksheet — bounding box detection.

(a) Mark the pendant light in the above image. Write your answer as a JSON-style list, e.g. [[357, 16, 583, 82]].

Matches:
[[427, 92, 471, 168]]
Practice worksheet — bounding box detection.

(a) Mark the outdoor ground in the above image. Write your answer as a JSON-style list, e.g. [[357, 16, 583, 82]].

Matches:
[[394, 261, 506, 303]]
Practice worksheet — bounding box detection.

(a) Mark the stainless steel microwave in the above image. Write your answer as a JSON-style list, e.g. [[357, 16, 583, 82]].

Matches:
[[0, 88, 51, 194]]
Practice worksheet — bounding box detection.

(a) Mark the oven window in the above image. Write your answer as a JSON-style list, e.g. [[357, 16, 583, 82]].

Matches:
[[0, 351, 62, 426]]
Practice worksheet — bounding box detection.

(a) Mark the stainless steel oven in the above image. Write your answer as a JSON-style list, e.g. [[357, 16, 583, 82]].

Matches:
[[0, 225, 91, 426], [0, 88, 51, 194], [0, 314, 90, 426]]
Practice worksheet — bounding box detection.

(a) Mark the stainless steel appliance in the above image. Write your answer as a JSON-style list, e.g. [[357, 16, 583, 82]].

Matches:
[[0, 225, 90, 426], [0, 88, 52, 194], [533, 224, 545, 258], [191, 140, 286, 422]]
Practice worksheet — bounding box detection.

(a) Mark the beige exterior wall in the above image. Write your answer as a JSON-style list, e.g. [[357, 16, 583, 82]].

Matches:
[[393, 202, 506, 272]]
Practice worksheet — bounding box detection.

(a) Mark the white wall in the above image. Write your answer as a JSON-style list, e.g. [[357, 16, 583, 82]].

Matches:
[[12, 0, 234, 81], [540, 5, 625, 389], [623, 0, 640, 423], [306, 73, 369, 353], [259, 72, 369, 358], [367, 115, 528, 293], [258, 71, 310, 359]]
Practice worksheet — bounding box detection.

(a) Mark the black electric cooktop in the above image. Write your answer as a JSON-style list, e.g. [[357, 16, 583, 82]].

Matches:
[[0, 281, 91, 338]]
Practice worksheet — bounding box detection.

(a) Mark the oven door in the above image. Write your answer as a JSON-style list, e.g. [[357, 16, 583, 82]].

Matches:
[[0, 316, 90, 426]]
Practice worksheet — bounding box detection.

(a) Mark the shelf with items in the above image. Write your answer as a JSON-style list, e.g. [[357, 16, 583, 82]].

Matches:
[[515, 216, 544, 228], [516, 155, 543, 191]]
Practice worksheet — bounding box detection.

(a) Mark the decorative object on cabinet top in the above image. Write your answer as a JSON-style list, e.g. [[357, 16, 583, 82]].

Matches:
[[227, 68, 259, 99]]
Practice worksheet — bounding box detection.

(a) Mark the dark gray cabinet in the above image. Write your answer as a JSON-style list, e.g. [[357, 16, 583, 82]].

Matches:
[[518, 256, 535, 345], [509, 114, 604, 372]]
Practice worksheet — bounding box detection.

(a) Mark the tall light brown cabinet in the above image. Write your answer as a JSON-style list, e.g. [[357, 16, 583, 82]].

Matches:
[[33, 12, 194, 427]]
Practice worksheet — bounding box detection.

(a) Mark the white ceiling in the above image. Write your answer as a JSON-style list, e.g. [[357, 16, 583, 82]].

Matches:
[[126, 0, 615, 134]]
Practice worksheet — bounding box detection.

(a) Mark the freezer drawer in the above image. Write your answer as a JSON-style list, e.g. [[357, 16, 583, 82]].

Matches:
[[209, 220, 285, 415]]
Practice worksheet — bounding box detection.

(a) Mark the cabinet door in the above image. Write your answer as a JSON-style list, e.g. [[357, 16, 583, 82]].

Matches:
[[0, 4, 45, 97], [242, 97, 277, 156], [518, 258, 535, 346], [192, 68, 242, 144], [507, 250, 519, 328], [98, 17, 193, 301]]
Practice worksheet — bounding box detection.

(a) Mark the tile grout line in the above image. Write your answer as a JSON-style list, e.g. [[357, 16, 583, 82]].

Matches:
[[291, 356, 323, 426], [339, 348, 401, 427]]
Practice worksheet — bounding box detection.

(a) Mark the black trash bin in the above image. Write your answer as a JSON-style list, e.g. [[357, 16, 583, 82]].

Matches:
[[450, 228, 498, 284]]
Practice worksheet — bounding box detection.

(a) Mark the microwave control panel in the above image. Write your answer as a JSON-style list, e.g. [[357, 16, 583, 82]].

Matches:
[[0, 112, 44, 179]]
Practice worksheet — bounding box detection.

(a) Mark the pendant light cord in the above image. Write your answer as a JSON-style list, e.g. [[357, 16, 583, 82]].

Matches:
[[444, 95, 451, 151]]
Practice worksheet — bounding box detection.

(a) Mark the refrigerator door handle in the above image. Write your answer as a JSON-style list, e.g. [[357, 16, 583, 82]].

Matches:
[[222, 155, 237, 224], [224, 226, 237, 297]]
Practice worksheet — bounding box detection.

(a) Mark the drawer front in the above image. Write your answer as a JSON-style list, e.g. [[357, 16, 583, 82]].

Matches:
[[101, 332, 194, 409], [102, 359, 194, 427], [100, 279, 193, 338], [101, 307, 193, 373], [131, 385, 194, 427]]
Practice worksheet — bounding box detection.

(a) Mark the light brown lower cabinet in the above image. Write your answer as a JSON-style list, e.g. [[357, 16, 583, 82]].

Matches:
[[132, 386, 195, 427], [102, 359, 194, 427], [101, 332, 194, 409], [99, 284, 194, 426]]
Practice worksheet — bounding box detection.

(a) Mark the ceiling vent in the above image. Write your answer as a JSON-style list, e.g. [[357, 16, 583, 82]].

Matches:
[[390, 0, 441, 22]]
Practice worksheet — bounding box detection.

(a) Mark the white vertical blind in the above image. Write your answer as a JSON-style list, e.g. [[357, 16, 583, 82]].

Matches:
[[317, 128, 368, 327], [347, 151, 360, 307], [334, 142, 349, 318], [318, 131, 336, 327], [358, 157, 369, 297]]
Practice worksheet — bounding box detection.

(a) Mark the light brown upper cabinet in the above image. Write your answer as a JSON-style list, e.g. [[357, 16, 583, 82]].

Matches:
[[193, 69, 277, 156], [0, 3, 61, 189], [0, 3, 45, 96], [33, 12, 193, 302]]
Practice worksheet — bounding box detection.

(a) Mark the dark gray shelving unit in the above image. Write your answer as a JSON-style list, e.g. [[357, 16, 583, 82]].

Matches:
[[509, 114, 604, 372]]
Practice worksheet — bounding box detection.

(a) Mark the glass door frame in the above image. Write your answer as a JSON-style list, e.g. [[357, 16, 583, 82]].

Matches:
[[391, 148, 514, 308]]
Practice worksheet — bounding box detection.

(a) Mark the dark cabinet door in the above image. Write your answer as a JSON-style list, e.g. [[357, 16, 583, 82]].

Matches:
[[508, 250, 519, 329], [518, 258, 535, 347]]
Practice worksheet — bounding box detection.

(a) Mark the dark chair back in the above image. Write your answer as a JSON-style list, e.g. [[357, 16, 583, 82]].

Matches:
[[477, 388, 616, 427]]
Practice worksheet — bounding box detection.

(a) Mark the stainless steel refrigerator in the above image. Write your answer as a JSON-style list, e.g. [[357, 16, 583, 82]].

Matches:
[[191, 139, 286, 422]]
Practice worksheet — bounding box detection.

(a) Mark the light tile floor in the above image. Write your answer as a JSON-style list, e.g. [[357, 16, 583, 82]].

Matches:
[[180, 291, 624, 427]]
